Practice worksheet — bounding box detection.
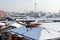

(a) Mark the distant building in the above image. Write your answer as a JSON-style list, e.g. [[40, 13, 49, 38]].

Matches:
[[1, 26, 16, 40], [0, 22, 6, 40], [0, 10, 7, 21], [0, 10, 6, 17]]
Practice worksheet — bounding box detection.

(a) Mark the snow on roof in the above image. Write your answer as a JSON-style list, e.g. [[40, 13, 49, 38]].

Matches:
[[9, 26, 42, 40], [8, 22, 60, 40], [39, 29, 60, 40], [11, 22, 24, 28], [9, 27, 27, 35], [39, 22, 60, 40], [40, 22, 60, 31], [8, 27, 29, 37], [23, 27, 42, 40], [0, 22, 5, 25]]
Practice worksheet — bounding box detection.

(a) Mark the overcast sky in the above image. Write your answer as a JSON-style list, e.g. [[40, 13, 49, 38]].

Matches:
[[0, 0, 60, 12]]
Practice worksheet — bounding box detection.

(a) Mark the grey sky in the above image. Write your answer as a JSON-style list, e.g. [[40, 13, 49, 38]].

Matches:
[[0, 0, 60, 12]]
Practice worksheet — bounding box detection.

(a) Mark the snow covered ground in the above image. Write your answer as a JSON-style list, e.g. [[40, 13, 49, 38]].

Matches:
[[39, 22, 60, 40]]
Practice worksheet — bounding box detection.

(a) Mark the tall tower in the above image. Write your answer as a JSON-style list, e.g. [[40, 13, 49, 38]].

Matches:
[[34, 2, 37, 17], [34, 2, 39, 17], [35, 3, 37, 12]]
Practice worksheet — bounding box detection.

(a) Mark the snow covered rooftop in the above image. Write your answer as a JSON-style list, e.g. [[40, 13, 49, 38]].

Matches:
[[0, 22, 5, 25], [8, 22, 60, 40], [8, 26, 42, 40], [11, 22, 24, 28], [23, 27, 42, 40], [40, 22, 60, 40]]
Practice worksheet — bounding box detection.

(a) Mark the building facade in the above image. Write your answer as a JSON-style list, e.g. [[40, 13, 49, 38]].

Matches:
[[0, 10, 6, 17]]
